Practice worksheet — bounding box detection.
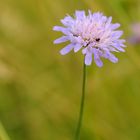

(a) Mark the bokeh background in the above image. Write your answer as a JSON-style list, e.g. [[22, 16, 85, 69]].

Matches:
[[0, 0, 140, 140]]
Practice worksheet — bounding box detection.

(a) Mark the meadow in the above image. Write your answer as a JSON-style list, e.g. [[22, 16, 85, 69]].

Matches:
[[0, 0, 140, 140]]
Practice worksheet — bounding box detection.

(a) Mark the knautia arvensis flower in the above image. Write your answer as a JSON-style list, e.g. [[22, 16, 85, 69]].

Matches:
[[53, 10, 126, 67]]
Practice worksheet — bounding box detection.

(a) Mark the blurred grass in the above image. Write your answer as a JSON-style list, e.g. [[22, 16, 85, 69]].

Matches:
[[0, 0, 140, 140], [0, 121, 10, 140]]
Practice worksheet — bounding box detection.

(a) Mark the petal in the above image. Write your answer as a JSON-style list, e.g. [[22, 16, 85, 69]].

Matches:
[[103, 51, 118, 63], [118, 39, 126, 47], [111, 31, 123, 39], [101, 16, 107, 23], [109, 47, 119, 52], [119, 39, 126, 43], [75, 11, 85, 20], [74, 44, 82, 52], [85, 52, 92, 65], [61, 16, 74, 26], [108, 54, 118, 63], [92, 49, 103, 67], [75, 36, 83, 44], [88, 10, 92, 17], [60, 44, 73, 55], [120, 44, 126, 48], [116, 47, 125, 52], [82, 48, 88, 54], [54, 36, 69, 44], [111, 23, 120, 30], [93, 12, 102, 21], [105, 17, 112, 28], [94, 58, 103, 67], [112, 43, 125, 52], [53, 26, 69, 35]]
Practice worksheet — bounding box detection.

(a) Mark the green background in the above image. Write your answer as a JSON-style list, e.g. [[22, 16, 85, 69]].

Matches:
[[0, 0, 140, 140]]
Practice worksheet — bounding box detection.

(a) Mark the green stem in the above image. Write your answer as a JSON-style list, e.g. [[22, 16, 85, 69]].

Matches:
[[75, 56, 86, 140]]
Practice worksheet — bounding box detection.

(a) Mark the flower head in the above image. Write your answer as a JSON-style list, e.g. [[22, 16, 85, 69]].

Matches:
[[53, 10, 126, 67]]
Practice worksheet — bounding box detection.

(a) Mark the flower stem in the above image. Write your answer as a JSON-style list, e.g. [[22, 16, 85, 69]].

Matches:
[[75, 56, 86, 140]]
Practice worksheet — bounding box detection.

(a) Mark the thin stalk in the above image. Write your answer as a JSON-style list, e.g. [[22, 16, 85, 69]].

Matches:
[[75, 56, 86, 140]]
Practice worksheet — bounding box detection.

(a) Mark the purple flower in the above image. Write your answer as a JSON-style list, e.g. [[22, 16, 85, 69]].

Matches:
[[128, 23, 140, 45], [53, 10, 126, 67]]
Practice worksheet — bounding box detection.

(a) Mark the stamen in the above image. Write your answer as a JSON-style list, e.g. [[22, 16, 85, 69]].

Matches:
[[95, 38, 100, 42]]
